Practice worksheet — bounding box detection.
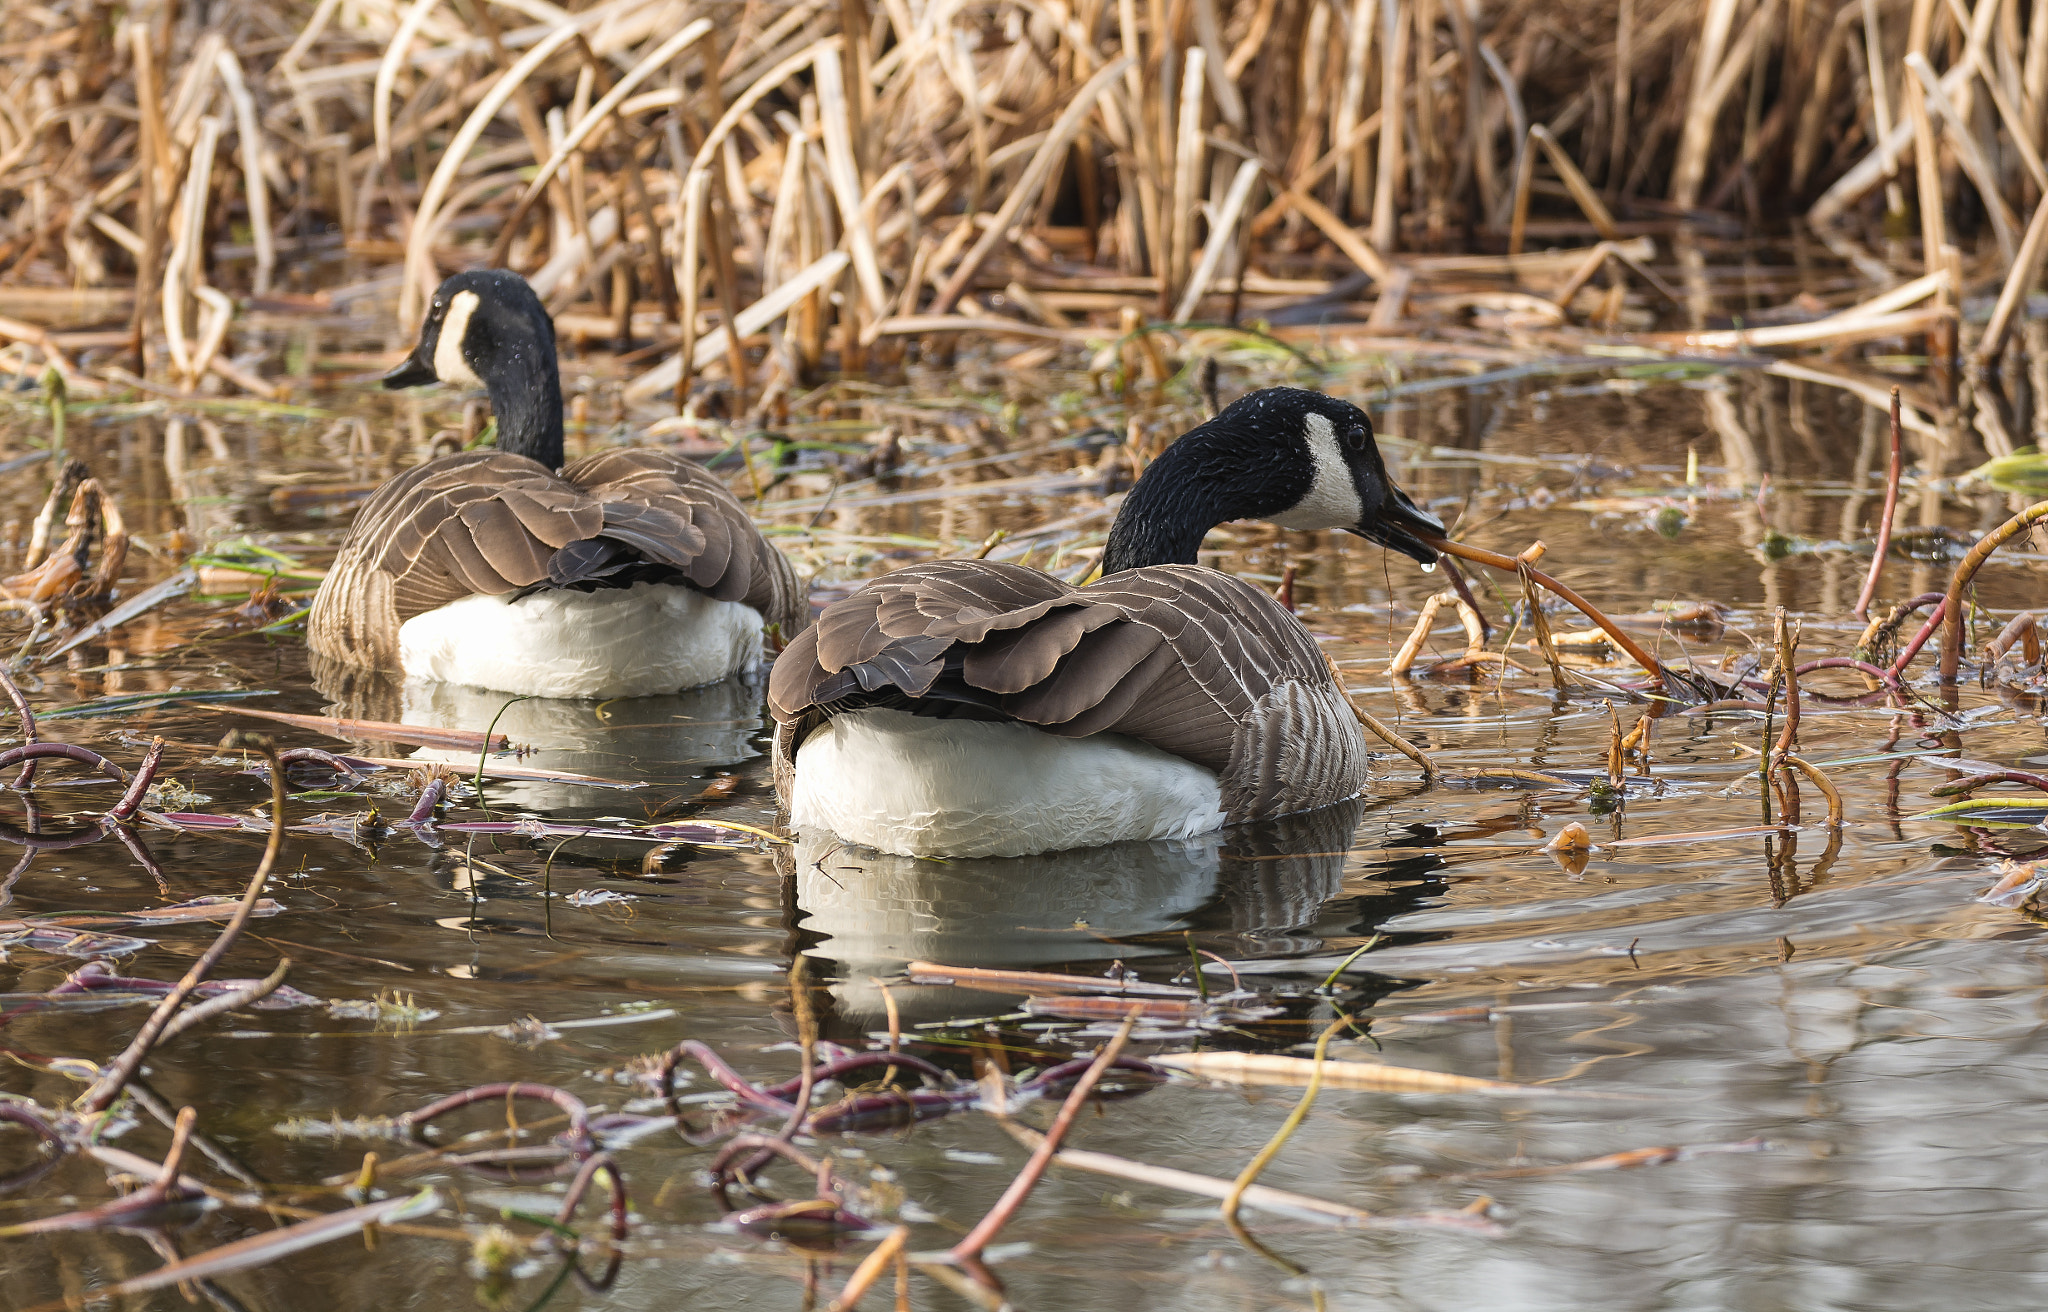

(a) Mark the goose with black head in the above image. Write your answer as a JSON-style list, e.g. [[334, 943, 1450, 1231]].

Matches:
[[768, 387, 1444, 858], [309, 270, 805, 698]]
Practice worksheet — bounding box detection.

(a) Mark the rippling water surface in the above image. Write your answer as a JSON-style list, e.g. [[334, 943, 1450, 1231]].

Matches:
[[1, 340, 2045, 1311]]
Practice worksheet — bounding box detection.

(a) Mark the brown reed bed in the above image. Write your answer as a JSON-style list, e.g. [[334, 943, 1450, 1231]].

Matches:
[[0, 0, 2043, 442]]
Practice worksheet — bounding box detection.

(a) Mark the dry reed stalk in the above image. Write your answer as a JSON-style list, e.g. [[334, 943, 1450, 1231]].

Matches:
[[1906, 51, 2020, 262], [1979, 191, 2048, 364], [401, 16, 596, 326], [1370, 0, 1407, 253], [213, 50, 273, 298], [1528, 125, 1619, 238], [488, 20, 715, 267], [161, 116, 221, 388], [933, 56, 1133, 313], [1168, 46, 1208, 310], [1772, 608, 1801, 759], [675, 168, 709, 404], [1335, 0, 1375, 215], [1174, 158, 1261, 321], [812, 46, 886, 318]]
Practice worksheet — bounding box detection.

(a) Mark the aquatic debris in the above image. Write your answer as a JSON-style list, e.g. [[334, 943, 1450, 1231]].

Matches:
[[192, 702, 509, 752], [1981, 862, 2045, 909], [99, 1192, 443, 1298], [1545, 822, 1594, 854], [564, 888, 634, 908], [1152, 1050, 1596, 1097], [436, 817, 784, 848]]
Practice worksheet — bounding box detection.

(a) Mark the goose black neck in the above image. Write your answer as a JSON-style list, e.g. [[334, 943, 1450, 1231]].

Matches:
[[484, 353, 565, 471], [1101, 428, 1289, 574]]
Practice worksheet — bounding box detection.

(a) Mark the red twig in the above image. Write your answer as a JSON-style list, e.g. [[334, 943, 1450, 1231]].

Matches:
[[78, 733, 288, 1113], [0, 666, 37, 789], [1794, 658, 1908, 703], [1931, 770, 2048, 797], [104, 738, 164, 822], [948, 1013, 1139, 1270]]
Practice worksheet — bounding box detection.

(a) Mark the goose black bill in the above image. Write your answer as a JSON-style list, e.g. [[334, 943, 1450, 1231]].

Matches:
[[381, 350, 438, 390], [1349, 486, 1445, 566]]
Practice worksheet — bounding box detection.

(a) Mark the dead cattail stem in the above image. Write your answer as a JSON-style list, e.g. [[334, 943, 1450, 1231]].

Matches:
[[1905, 52, 2020, 262], [1370, 0, 1407, 253], [402, 18, 593, 326], [1939, 500, 2048, 683], [1220, 1014, 1349, 1239], [1778, 755, 1844, 826], [79, 732, 289, 1114], [213, 50, 273, 297], [488, 20, 716, 270], [1772, 608, 1800, 761], [1985, 612, 2042, 670], [947, 1013, 1138, 1268], [1427, 538, 1670, 695], [1390, 591, 1452, 676]]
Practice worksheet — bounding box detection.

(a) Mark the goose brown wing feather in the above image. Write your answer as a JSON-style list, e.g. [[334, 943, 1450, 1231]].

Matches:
[[309, 447, 807, 673], [997, 620, 1164, 719], [771, 559, 1366, 822], [963, 605, 1125, 694], [565, 448, 801, 628]]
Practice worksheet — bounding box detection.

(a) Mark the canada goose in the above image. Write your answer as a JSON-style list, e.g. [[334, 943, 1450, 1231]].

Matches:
[[768, 387, 1443, 858], [308, 269, 804, 700]]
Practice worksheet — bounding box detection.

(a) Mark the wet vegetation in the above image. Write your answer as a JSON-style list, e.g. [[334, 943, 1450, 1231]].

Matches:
[[4, 0, 2048, 1308]]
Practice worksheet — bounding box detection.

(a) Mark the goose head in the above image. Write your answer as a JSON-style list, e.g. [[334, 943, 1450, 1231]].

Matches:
[[383, 269, 565, 470], [1100, 387, 1444, 575]]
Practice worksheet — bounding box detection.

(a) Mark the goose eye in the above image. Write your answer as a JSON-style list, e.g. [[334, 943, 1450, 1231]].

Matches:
[[1343, 423, 1369, 450]]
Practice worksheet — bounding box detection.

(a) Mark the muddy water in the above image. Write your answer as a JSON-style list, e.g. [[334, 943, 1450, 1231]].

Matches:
[[1, 350, 2046, 1311]]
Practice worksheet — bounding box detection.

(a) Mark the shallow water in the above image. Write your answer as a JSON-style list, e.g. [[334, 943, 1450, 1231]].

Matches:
[[1, 345, 2046, 1311]]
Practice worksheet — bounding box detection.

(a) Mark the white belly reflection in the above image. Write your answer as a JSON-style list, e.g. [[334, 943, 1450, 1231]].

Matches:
[[794, 829, 1222, 1028], [399, 677, 762, 809], [790, 797, 1366, 1035]]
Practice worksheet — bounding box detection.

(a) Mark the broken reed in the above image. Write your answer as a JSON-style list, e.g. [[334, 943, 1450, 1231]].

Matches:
[[6, 0, 2048, 406]]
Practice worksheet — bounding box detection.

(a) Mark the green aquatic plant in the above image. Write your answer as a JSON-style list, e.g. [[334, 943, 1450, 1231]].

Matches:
[[1967, 447, 2048, 496]]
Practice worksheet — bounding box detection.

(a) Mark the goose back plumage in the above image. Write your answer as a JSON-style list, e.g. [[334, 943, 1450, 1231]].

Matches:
[[768, 558, 1367, 823], [310, 446, 806, 672]]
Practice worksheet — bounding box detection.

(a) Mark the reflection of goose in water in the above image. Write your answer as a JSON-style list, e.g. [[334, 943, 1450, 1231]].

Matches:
[[311, 657, 760, 810], [789, 798, 1364, 1036]]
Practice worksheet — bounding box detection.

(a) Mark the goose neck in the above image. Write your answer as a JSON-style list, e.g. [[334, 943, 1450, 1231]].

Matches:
[[1099, 438, 1239, 574], [483, 348, 565, 470]]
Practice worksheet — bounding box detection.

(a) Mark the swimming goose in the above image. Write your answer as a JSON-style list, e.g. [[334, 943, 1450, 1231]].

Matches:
[[768, 387, 1443, 858], [308, 270, 805, 700]]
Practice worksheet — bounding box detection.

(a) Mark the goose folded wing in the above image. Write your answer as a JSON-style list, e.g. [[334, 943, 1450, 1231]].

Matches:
[[562, 448, 807, 633], [354, 452, 603, 620], [772, 561, 1304, 778]]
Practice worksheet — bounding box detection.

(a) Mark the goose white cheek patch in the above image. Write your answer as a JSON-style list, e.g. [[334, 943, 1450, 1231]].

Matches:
[[432, 290, 484, 388], [1267, 411, 1366, 531]]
